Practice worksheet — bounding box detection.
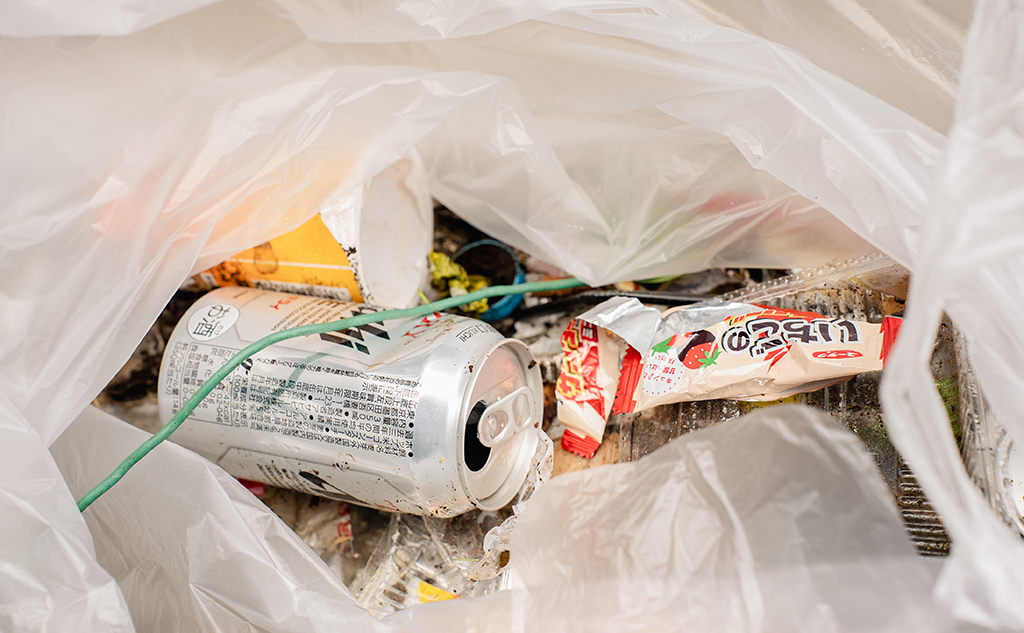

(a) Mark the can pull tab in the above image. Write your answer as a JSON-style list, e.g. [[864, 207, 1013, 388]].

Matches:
[[477, 386, 535, 448]]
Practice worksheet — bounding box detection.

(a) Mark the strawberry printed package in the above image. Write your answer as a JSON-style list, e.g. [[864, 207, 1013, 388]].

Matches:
[[617, 303, 902, 412], [555, 297, 901, 458]]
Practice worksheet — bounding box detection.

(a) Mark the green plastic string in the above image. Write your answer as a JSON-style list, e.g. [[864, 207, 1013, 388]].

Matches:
[[76, 277, 585, 512]]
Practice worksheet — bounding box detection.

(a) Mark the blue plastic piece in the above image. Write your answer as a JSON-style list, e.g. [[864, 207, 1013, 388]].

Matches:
[[453, 239, 525, 322]]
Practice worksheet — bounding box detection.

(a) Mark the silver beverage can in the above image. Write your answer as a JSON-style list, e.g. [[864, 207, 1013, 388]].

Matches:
[[157, 286, 543, 517]]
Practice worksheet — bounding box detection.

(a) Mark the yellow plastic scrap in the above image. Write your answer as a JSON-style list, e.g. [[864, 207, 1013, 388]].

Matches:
[[428, 251, 464, 282], [417, 580, 458, 603], [428, 251, 489, 317]]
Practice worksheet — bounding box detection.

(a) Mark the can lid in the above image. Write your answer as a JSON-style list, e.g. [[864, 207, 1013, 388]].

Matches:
[[459, 338, 542, 511]]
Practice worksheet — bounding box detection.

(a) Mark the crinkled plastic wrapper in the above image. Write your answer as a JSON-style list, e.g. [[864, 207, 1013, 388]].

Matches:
[[554, 297, 903, 458], [4, 0, 1024, 630], [568, 299, 902, 409]]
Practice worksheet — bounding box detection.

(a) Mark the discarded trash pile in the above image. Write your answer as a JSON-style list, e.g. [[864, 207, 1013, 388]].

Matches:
[[89, 208, 1005, 617], [8, 2, 1024, 631]]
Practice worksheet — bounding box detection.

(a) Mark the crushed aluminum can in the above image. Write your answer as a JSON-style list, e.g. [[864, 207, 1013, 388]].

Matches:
[[158, 286, 543, 517]]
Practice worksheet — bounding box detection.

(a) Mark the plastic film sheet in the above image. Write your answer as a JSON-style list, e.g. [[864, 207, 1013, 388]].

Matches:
[[47, 405, 948, 632], [880, 0, 1024, 627]]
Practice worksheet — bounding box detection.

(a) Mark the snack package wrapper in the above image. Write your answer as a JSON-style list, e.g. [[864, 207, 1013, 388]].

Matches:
[[556, 298, 902, 455], [554, 320, 622, 459]]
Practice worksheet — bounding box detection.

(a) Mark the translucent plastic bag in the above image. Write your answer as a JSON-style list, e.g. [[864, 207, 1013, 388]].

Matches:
[[50, 407, 378, 632], [879, 0, 1024, 627], [0, 0, 961, 443], [49, 405, 948, 632], [5, 0, 1024, 630]]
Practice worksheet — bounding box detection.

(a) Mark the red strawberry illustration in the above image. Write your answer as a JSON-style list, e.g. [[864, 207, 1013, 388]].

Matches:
[[678, 331, 720, 369]]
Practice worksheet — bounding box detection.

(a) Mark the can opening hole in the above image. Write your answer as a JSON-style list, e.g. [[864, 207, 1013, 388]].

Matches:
[[464, 400, 491, 472]]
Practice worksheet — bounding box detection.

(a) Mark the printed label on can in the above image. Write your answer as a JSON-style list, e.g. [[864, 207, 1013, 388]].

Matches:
[[162, 340, 418, 459], [186, 303, 240, 341], [217, 448, 413, 510], [234, 293, 391, 357]]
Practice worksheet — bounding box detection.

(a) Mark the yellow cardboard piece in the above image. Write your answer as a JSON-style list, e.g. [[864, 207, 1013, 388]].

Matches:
[[193, 214, 363, 302]]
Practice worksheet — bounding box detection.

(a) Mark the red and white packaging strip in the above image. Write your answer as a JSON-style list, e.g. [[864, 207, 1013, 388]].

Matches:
[[554, 320, 622, 459]]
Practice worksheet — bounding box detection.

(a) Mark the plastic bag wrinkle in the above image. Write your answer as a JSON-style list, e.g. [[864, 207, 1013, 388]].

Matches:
[[390, 406, 945, 632], [51, 407, 388, 633], [268, 14, 888, 277], [675, 0, 967, 132], [319, 10, 935, 271], [880, 0, 1024, 627], [538, 10, 944, 267], [0, 0, 220, 37], [273, 0, 967, 133], [0, 396, 133, 633]]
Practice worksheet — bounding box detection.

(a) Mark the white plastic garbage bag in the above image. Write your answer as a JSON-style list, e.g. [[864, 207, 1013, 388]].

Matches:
[[880, 0, 1024, 627], [491, 404, 946, 633], [0, 396, 132, 633], [51, 407, 380, 632], [5, 0, 1024, 630], [49, 405, 948, 632], [0, 0, 965, 448]]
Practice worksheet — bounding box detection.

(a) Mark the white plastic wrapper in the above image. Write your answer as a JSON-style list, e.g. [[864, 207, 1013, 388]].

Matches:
[[4, 0, 1024, 630]]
